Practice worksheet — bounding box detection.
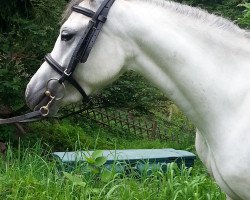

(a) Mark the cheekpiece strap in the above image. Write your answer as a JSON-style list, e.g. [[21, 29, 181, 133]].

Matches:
[[44, 54, 89, 100]]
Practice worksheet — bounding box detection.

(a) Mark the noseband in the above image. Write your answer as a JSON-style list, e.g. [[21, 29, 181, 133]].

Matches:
[[0, 0, 115, 124]]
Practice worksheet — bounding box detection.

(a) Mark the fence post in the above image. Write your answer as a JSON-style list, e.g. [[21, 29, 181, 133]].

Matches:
[[151, 121, 157, 140]]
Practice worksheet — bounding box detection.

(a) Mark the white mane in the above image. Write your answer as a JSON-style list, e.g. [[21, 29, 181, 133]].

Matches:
[[62, 0, 249, 38], [134, 0, 247, 36]]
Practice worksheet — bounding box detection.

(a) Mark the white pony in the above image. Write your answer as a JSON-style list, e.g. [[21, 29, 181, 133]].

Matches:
[[25, 0, 250, 199]]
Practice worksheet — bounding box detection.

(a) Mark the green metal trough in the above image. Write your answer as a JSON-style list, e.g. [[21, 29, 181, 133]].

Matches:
[[52, 149, 196, 173]]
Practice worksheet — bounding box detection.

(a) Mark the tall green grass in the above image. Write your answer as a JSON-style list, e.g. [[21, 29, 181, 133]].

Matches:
[[0, 143, 226, 200], [12, 117, 194, 153]]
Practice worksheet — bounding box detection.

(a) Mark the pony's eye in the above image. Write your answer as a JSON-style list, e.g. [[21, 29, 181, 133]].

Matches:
[[61, 31, 75, 41]]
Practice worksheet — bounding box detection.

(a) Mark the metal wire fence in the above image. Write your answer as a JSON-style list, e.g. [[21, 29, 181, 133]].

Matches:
[[60, 102, 195, 143]]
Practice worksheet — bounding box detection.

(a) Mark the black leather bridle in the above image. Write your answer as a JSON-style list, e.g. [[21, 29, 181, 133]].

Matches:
[[45, 0, 116, 100], [0, 0, 115, 124]]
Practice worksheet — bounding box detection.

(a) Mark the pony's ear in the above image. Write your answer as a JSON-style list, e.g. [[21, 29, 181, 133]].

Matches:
[[61, 0, 84, 24]]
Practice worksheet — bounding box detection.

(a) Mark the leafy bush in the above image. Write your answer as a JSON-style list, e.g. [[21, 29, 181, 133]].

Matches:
[[0, 0, 66, 109], [237, 3, 250, 28], [101, 72, 169, 113], [175, 0, 246, 22]]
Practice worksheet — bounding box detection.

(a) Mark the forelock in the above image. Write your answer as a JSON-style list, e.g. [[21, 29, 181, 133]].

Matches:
[[61, 0, 85, 24]]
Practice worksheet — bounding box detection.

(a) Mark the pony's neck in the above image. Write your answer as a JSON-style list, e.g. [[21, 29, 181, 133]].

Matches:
[[110, 0, 250, 136]]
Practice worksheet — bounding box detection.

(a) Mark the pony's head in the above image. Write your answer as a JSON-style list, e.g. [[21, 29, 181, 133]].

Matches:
[[25, 0, 129, 116]]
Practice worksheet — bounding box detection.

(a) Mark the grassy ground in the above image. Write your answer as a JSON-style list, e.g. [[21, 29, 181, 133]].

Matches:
[[0, 143, 226, 200], [0, 111, 226, 199]]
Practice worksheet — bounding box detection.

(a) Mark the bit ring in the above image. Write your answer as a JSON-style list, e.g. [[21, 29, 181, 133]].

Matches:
[[45, 78, 66, 101], [40, 106, 50, 117]]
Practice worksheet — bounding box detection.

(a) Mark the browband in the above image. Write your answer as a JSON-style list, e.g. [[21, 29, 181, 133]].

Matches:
[[72, 5, 95, 18]]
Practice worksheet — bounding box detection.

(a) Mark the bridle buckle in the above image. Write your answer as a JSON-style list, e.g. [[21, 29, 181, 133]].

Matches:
[[64, 69, 72, 77]]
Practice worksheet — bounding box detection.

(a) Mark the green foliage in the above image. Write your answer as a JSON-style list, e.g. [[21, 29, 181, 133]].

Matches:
[[0, 0, 66, 108], [237, 3, 250, 28], [24, 120, 114, 151], [81, 150, 115, 183], [0, 56, 27, 108], [175, 0, 246, 22], [84, 150, 107, 174], [10, 109, 195, 152], [0, 145, 226, 199], [0, 0, 31, 30], [63, 171, 87, 187], [101, 72, 169, 113]]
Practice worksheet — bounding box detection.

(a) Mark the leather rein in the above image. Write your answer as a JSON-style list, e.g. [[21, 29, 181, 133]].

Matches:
[[0, 0, 115, 125]]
